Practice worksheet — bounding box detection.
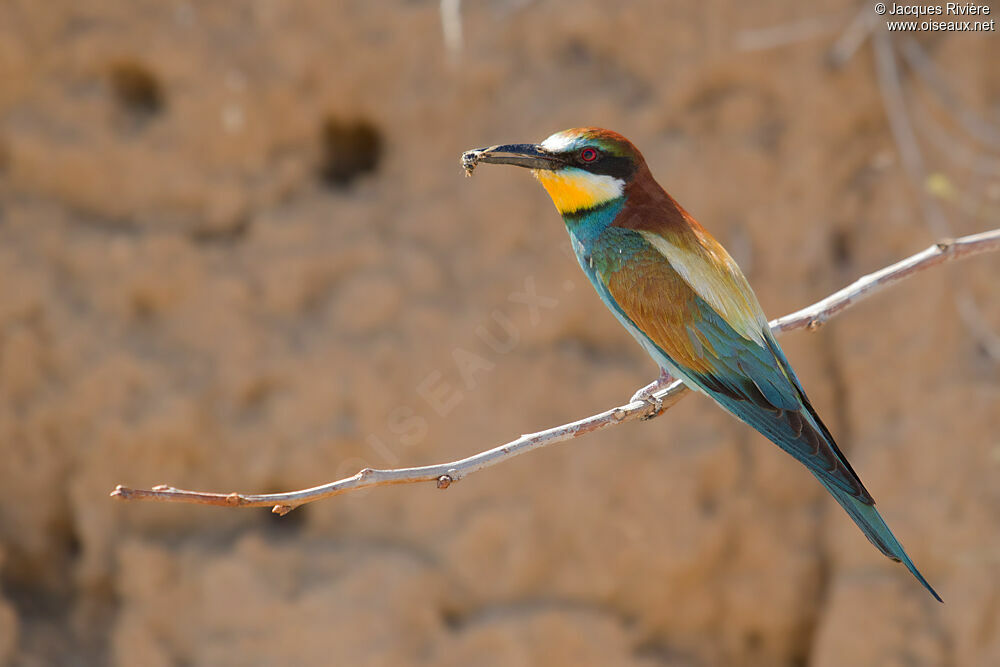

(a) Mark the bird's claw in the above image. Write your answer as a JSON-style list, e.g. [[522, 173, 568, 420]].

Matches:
[[639, 393, 663, 420], [630, 387, 661, 420], [630, 372, 675, 420]]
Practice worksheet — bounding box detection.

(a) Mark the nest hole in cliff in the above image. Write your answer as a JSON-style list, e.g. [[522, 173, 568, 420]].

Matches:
[[318, 116, 383, 188], [108, 60, 165, 118]]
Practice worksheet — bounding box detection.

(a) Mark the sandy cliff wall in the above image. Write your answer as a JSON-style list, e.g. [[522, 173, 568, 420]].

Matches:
[[0, 1, 998, 665]]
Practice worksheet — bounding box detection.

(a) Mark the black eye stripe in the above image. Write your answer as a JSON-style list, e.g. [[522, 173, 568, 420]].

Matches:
[[559, 148, 635, 179], [583, 154, 634, 179]]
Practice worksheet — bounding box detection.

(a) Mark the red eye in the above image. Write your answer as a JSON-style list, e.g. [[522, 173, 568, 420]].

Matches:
[[579, 148, 598, 162]]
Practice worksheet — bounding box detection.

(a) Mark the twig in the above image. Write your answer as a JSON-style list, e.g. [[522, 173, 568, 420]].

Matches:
[[440, 0, 463, 64], [111, 229, 1000, 515], [771, 230, 999, 331], [914, 105, 1000, 177], [871, 32, 1000, 363], [873, 31, 951, 238], [826, 4, 876, 68], [735, 15, 839, 53], [897, 37, 1000, 151], [956, 291, 1000, 363]]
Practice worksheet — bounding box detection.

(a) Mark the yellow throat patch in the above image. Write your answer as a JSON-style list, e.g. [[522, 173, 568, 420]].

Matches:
[[532, 169, 624, 215]]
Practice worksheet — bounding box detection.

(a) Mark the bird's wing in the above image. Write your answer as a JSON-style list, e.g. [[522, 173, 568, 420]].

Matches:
[[637, 227, 770, 348], [597, 230, 873, 504]]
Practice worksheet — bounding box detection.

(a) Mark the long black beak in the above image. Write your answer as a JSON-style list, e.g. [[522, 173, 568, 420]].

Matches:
[[462, 143, 564, 174]]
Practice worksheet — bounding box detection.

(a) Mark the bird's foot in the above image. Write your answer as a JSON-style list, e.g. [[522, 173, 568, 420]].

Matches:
[[630, 371, 676, 420]]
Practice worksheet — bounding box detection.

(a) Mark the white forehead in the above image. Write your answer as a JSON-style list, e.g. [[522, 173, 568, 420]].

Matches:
[[539, 131, 578, 153]]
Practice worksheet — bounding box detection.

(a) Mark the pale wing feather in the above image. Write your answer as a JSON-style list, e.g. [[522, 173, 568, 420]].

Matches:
[[639, 230, 769, 346]]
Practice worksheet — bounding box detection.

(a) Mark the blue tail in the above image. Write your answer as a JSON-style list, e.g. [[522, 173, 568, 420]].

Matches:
[[817, 476, 942, 602]]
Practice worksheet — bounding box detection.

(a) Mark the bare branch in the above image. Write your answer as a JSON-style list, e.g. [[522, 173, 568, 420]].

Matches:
[[826, 5, 876, 68], [735, 15, 838, 53], [440, 0, 463, 64], [897, 36, 1000, 151], [111, 229, 1000, 515], [870, 32, 1000, 362], [873, 31, 950, 238], [770, 229, 999, 332]]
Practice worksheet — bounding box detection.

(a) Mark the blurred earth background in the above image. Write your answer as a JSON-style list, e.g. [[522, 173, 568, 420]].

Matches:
[[0, 1, 998, 665]]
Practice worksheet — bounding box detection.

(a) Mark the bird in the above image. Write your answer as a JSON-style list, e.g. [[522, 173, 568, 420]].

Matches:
[[462, 127, 941, 602]]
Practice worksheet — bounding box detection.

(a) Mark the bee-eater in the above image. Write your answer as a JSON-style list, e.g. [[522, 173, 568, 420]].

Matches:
[[463, 127, 941, 602]]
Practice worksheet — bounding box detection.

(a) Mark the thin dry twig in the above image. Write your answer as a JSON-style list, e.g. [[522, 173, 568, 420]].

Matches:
[[827, 4, 876, 68], [440, 0, 463, 64], [897, 37, 1000, 151], [735, 15, 839, 53], [956, 291, 1000, 363], [111, 229, 1000, 515], [871, 31, 1000, 362], [873, 31, 951, 238]]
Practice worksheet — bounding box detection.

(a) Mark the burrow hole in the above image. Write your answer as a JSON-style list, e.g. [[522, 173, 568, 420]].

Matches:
[[318, 116, 383, 188], [108, 60, 165, 118]]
